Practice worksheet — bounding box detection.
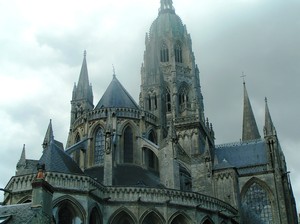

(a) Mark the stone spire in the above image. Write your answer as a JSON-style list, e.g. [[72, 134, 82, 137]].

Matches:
[[73, 50, 93, 104], [42, 119, 54, 150], [264, 97, 276, 136], [242, 82, 261, 141]]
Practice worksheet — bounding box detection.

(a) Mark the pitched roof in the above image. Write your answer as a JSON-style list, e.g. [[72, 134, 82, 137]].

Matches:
[[95, 76, 139, 110], [215, 140, 268, 168], [38, 140, 83, 175]]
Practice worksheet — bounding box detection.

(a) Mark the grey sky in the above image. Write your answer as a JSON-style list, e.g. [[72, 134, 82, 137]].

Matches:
[[0, 0, 299, 212]]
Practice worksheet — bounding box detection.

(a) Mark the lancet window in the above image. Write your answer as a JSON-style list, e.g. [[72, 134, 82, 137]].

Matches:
[[124, 126, 133, 163], [94, 127, 105, 165], [174, 43, 182, 63], [160, 43, 169, 62], [166, 88, 171, 112]]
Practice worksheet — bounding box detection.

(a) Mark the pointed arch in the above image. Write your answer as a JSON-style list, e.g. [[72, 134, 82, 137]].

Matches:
[[241, 177, 274, 223], [123, 125, 134, 163], [147, 129, 157, 144], [174, 42, 182, 63], [165, 87, 171, 112], [94, 126, 105, 165], [160, 42, 169, 62], [89, 205, 103, 224], [200, 216, 214, 224], [140, 209, 165, 224], [53, 195, 85, 224], [143, 147, 159, 173], [178, 82, 191, 112], [169, 211, 192, 224], [179, 163, 192, 191], [109, 207, 137, 224]]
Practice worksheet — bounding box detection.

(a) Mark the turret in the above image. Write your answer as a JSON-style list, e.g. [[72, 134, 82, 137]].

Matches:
[[70, 51, 94, 125]]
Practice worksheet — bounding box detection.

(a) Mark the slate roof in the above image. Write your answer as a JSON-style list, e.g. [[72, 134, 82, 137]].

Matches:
[[85, 164, 163, 188], [38, 140, 83, 175], [95, 76, 139, 110], [214, 140, 268, 169], [0, 203, 50, 224]]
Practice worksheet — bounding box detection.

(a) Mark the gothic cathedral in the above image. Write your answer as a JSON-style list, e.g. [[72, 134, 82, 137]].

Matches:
[[1, 1, 298, 224]]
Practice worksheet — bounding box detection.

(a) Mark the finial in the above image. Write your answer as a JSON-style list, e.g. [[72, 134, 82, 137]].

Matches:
[[112, 64, 116, 78], [240, 71, 246, 84], [160, 0, 174, 13], [265, 97, 268, 103], [83, 50, 87, 58]]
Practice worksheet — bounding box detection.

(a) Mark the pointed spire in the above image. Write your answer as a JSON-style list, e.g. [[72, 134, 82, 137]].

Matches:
[[20, 144, 26, 161], [43, 119, 54, 150], [76, 50, 90, 97], [242, 82, 261, 141], [159, 0, 175, 13], [264, 97, 276, 136]]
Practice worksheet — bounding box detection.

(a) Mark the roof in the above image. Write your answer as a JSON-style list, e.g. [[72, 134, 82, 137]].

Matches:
[[38, 140, 83, 175], [95, 76, 139, 110], [0, 203, 51, 224], [215, 140, 268, 169], [85, 164, 163, 188]]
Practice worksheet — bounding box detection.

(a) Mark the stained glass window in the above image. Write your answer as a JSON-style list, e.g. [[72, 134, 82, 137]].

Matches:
[[243, 182, 273, 224], [94, 128, 105, 165], [124, 126, 133, 163]]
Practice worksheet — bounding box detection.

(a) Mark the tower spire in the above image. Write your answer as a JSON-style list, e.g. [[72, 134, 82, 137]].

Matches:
[[264, 97, 276, 136], [242, 82, 261, 141]]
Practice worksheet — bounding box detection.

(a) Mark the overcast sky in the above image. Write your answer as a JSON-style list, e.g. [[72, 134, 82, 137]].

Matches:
[[0, 0, 299, 212]]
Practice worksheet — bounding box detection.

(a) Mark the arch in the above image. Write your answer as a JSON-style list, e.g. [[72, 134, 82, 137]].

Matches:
[[165, 87, 171, 112], [178, 83, 191, 112], [89, 206, 103, 224], [18, 195, 32, 204], [53, 195, 85, 224], [143, 147, 159, 173], [200, 216, 214, 224], [160, 42, 169, 62], [94, 127, 105, 165], [140, 209, 165, 224], [169, 211, 192, 224], [109, 208, 137, 224], [174, 42, 182, 63], [147, 129, 157, 144], [179, 164, 192, 191], [123, 125, 134, 163], [241, 177, 274, 223], [73, 133, 81, 164]]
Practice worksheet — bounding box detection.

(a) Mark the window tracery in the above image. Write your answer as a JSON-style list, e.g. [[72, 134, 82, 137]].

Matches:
[[160, 43, 169, 62], [94, 128, 105, 165], [174, 43, 182, 63]]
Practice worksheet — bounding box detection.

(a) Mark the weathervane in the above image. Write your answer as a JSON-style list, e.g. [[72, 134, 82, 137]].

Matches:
[[112, 64, 116, 77], [240, 71, 246, 84]]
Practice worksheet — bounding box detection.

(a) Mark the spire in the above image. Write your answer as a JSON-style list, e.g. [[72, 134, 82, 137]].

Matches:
[[159, 0, 175, 13], [20, 144, 26, 162], [242, 82, 261, 141], [264, 97, 276, 136], [42, 119, 54, 150]]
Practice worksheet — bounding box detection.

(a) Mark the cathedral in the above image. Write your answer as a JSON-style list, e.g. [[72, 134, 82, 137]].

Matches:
[[0, 0, 298, 223]]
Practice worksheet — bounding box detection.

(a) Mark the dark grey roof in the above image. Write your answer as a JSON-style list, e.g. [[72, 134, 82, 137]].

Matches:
[[85, 164, 163, 188], [95, 76, 139, 110], [215, 140, 268, 169], [38, 141, 83, 175], [214, 158, 235, 170], [0, 203, 51, 224]]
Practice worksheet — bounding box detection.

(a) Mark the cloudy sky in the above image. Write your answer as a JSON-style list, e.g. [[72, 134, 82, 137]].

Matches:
[[0, 0, 299, 211]]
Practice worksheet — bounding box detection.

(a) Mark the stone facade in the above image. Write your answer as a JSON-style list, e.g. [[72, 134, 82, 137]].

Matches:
[[1, 0, 298, 223]]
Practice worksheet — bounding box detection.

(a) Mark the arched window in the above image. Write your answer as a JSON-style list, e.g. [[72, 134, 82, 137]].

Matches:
[[160, 43, 169, 62], [143, 148, 159, 172], [124, 126, 133, 163], [73, 134, 81, 164], [174, 43, 182, 63], [148, 130, 157, 144], [111, 211, 135, 224], [178, 85, 190, 112], [148, 95, 152, 110], [170, 214, 191, 224], [142, 211, 164, 224], [89, 207, 102, 224], [179, 165, 192, 191], [243, 182, 274, 223], [94, 128, 105, 165], [53, 199, 84, 224], [166, 88, 171, 112]]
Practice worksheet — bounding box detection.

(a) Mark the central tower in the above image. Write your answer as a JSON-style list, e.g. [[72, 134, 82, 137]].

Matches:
[[140, 0, 212, 147]]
